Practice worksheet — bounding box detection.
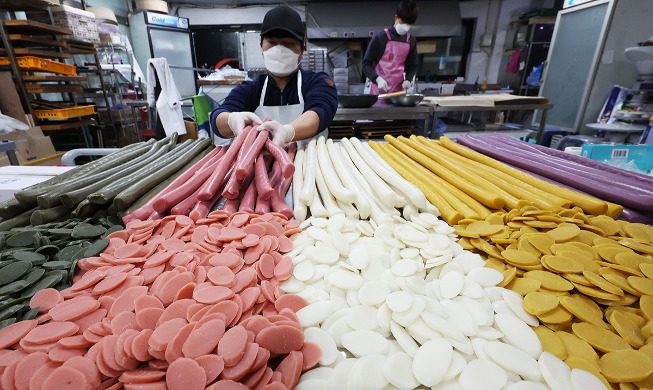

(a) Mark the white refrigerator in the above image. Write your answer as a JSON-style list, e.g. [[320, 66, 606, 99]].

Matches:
[[129, 11, 197, 99]]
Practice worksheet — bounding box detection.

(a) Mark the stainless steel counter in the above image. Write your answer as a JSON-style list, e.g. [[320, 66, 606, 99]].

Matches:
[[333, 102, 554, 143], [333, 105, 432, 137]]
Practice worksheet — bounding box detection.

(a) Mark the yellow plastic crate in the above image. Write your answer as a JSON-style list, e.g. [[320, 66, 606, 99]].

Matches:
[[0, 56, 77, 75], [34, 105, 96, 119]]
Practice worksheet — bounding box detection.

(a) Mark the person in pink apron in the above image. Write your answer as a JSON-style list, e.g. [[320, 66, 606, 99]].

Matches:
[[363, 0, 419, 94], [211, 6, 338, 146]]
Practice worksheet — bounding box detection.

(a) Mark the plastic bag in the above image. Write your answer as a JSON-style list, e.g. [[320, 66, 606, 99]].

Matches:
[[0, 110, 29, 134], [526, 63, 543, 87], [601, 158, 647, 175]]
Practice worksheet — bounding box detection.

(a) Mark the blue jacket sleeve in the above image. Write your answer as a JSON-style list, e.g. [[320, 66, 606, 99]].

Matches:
[[302, 70, 338, 135]]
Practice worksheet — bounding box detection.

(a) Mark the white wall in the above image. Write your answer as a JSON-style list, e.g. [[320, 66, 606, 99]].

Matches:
[[173, 0, 553, 84], [176, 4, 305, 25]]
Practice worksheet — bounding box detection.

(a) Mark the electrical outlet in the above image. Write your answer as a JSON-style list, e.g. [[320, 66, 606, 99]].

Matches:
[[343, 32, 350, 38], [369, 30, 375, 37], [350, 32, 355, 37]]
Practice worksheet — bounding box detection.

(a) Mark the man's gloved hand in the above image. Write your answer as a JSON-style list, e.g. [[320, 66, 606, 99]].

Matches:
[[376, 77, 389, 92], [402, 80, 413, 90], [258, 120, 296, 146], [227, 111, 262, 136]]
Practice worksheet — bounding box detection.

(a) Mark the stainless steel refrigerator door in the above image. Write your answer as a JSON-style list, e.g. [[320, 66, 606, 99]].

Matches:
[[149, 28, 197, 99]]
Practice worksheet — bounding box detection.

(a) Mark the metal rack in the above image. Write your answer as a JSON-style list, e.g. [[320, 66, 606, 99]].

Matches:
[[0, 0, 121, 149], [511, 18, 555, 97], [73, 41, 142, 146]]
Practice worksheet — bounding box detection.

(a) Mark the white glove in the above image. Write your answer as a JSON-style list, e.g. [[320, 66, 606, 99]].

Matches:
[[402, 80, 413, 90], [258, 120, 295, 146], [227, 111, 262, 136], [376, 77, 388, 92]]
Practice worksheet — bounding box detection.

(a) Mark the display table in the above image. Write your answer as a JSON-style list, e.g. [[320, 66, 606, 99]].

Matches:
[[333, 105, 432, 137]]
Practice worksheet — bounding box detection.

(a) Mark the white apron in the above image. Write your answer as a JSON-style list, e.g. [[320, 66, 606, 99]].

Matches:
[[214, 72, 326, 145]]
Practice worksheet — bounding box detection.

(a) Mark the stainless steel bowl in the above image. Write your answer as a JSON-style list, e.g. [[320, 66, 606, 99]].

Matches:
[[392, 94, 425, 107]]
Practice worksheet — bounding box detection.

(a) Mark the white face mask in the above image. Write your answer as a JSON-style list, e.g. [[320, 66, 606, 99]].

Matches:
[[263, 45, 300, 77], [395, 23, 411, 35]]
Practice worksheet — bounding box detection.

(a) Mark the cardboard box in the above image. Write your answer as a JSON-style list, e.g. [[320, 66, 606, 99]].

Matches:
[[0, 127, 57, 166], [179, 120, 198, 142], [417, 40, 437, 54], [580, 143, 653, 172], [0, 73, 28, 125], [30, 136, 57, 159]]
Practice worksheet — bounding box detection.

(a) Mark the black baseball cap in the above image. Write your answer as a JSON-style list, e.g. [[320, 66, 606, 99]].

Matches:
[[260, 6, 305, 43]]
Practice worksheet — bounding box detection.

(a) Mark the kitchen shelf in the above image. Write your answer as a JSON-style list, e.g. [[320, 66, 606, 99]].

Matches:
[[25, 84, 84, 93], [7, 34, 67, 48], [67, 47, 97, 55], [0, 47, 72, 59], [0, 1, 112, 150], [39, 118, 96, 131], [22, 75, 85, 82], [0, 0, 51, 11], [3, 20, 72, 36], [513, 21, 554, 98]]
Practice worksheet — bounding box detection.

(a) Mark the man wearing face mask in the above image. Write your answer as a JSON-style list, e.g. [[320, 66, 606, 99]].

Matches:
[[362, 0, 419, 94], [210, 6, 338, 146]]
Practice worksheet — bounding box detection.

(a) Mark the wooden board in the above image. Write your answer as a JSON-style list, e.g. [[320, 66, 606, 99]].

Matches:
[[3, 20, 72, 36], [64, 39, 97, 55], [0, 72, 28, 123], [39, 119, 96, 131], [26, 84, 84, 93], [22, 75, 85, 82], [64, 39, 96, 49], [66, 48, 97, 55], [0, 0, 51, 11], [31, 100, 81, 109], [8, 34, 67, 48], [0, 48, 71, 59]]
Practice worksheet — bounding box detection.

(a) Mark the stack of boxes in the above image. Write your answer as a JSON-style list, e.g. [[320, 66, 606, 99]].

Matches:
[[52, 5, 100, 44], [333, 68, 349, 95], [301, 49, 327, 73]]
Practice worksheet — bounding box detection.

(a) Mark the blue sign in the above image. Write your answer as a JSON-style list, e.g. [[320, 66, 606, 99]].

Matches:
[[563, 0, 596, 8], [146, 12, 189, 29]]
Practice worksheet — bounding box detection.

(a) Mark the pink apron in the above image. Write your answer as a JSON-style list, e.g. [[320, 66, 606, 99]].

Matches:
[[370, 29, 411, 95]]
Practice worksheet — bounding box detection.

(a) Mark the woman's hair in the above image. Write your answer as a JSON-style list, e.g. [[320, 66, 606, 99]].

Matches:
[[397, 0, 419, 24]]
